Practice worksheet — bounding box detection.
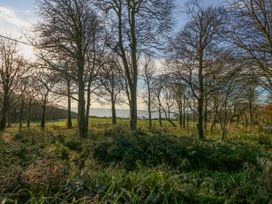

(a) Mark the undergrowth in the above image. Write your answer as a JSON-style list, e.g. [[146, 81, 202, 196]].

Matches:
[[0, 125, 272, 203]]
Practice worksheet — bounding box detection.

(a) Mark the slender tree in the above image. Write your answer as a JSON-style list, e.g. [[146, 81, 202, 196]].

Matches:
[[99, 55, 124, 125], [142, 56, 156, 129], [168, 2, 227, 140], [230, 0, 272, 90], [97, 0, 174, 130], [36, 0, 103, 137], [34, 69, 59, 130], [0, 39, 26, 131]]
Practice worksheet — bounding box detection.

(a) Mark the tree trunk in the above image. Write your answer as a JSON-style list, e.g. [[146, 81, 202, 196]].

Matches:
[[186, 106, 189, 128], [248, 84, 254, 126], [221, 127, 227, 141], [197, 50, 205, 140], [147, 88, 152, 129], [244, 114, 248, 128], [204, 100, 208, 130], [19, 100, 25, 130], [128, 6, 138, 131], [164, 109, 177, 127], [67, 78, 72, 129], [27, 101, 32, 128], [129, 84, 137, 130], [182, 96, 186, 128], [178, 100, 183, 128], [85, 107, 90, 133], [158, 106, 162, 127], [197, 99, 205, 140], [78, 79, 87, 138], [220, 119, 227, 141], [249, 101, 253, 126], [179, 111, 183, 128], [210, 115, 217, 133], [41, 100, 46, 130], [0, 93, 9, 131], [85, 78, 92, 135], [111, 97, 117, 125], [117, 7, 138, 131], [7, 109, 11, 128]]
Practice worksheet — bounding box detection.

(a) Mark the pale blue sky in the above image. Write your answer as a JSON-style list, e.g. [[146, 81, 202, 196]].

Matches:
[[0, 0, 223, 109], [0, 0, 223, 33], [0, 0, 223, 63]]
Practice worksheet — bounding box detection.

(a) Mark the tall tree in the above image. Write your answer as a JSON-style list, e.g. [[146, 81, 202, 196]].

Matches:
[[209, 52, 242, 140], [34, 69, 59, 130], [99, 55, 124, 125], [0, 39, 26, 131], [17, 77, 30, 130], [141, 56, 156, 129], [25, 76, 37, 128], [97, 0, 174, 130], [172, 82, 187, 128], [36, 0, 102, 137], [230, 0, 272, 90], [168, 2, 227, 140]]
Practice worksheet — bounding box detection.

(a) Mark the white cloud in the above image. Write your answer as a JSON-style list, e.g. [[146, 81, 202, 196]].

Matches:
[[0, 6, 31, 27], [0, 6, 36, 59]]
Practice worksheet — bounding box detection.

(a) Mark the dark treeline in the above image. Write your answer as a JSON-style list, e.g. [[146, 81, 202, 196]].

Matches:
[[8, 101, 77, 126], [0, 0, 271, 140]]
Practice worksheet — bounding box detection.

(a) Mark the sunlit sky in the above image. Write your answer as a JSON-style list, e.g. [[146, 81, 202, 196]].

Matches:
[[0, 0, 222, 110], [0, 0, 223, 58], [0, 0, 222, 41]]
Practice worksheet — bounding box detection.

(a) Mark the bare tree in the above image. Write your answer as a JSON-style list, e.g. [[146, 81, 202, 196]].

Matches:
[[17, 77, 30, 130], [141, 56, 156, 128], [167, 2, 227, 140], [0, 39, 27, 131], [65, 64, 73, 129], [36, 0, 103, 137], [153, 74, 177, 127], [153, 75, 164, 127], [172, 82, 187, 128], [209, 53, 242, 140], [99, 55, 124, 125], [25, 76, 38, 128], [97, 0, 174, 130], [230, 0, 272, 90], [33, 68, 59, 130], [84, 49, 105, 131], [51, 63, 76, 129]]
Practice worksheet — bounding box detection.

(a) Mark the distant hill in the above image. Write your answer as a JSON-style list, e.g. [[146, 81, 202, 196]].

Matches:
[[9, 103, 77, 123]]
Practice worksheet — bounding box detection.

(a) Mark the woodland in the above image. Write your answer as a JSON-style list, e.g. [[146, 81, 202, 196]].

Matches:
[[1, 0, 272, 203]]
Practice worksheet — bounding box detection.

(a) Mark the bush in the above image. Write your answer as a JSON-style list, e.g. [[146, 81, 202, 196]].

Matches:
[[62, 167, 196, 204], [64, 137, 82, 152], [258, 133, 272, 148], [23, 159, 68, 191], [0, 165, 23, 194], [93, 132, 269, 172], [258, 157, 272, 194], [45, 142, 70, 160], [0, 140, 22, 168], [60, 165, 272, 204], [1, 127, 272, 203]]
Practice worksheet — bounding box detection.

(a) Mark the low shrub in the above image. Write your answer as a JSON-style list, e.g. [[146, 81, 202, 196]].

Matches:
[[0, 165, 23, 194], [1, 126, 272, 203], [62, 167, 196, 204], [64, 137, 82, 152], [23, 159, 68, 191], [45, 142, 70, 160], [93, 133, 269, 172]]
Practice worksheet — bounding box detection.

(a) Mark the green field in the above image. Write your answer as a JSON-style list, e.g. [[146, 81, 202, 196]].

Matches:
[[1, 118, 272, 203]]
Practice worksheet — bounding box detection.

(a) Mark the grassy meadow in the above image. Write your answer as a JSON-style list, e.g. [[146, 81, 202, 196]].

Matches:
[[1, 118, 272, 203]]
